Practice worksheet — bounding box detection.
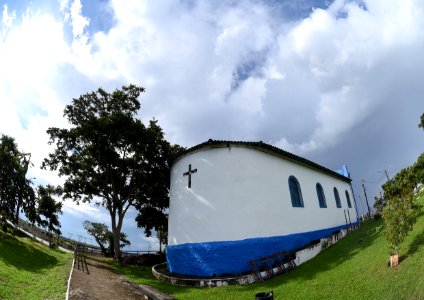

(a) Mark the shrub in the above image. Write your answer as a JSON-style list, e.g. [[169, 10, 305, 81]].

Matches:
[[382, 195, 417, 255], [381, 158, 423, 257]]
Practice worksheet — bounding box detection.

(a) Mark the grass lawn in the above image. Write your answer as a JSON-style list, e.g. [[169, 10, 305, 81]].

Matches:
[[0, 230, 73, 300], [113, 195, 424, 300]]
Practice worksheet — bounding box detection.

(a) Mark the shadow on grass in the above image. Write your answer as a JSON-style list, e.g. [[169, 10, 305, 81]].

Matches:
[[86, 259, 122, 275], [111, 220, 385, 299], [404, 212, 424, 259], [86, 255, 109, 263], [229, 219, 385, 293], [0, 231, 58, 272]]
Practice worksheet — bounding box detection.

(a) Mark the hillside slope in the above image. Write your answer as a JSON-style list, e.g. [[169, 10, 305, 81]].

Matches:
[[116, 195, 424, 299], [0, 231, 72, 300]]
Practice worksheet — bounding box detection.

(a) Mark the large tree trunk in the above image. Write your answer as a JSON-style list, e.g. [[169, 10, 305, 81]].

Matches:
[[15, 202, 20, 226], [94, 237, 108, 256], [48, 230, 52, 248], [113, 229, 120, 261], [158, 227, 162, 253], [14, 198, 21, 235], [111, 211, 123, 262]]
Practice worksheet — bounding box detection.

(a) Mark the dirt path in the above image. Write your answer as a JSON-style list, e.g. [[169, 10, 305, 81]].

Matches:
[[69, 256, 146, 300]]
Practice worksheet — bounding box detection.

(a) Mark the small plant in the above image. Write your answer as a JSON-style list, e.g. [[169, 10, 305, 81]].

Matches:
[[381, 154, 423, 266], [382, 195, 417, 257]]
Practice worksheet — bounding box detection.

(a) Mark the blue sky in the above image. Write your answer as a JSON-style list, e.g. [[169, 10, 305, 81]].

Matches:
[[1, 0, 424, 250]]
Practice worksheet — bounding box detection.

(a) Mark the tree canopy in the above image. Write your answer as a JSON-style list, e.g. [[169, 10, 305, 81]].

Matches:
[[0, 135, 36, 231], [83, 220, 130, 257], [134, 142, 184, 249], [36, 185, 63, 247], [43, 85, 182, 259], [380, 119, 424, 257], [381, 156, 423, 255], [83, 221, 109, 255], [382, 154, 424, 200]]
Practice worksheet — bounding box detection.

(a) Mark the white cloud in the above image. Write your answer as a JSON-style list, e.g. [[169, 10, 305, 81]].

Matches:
[[0, 5, 75, 190], [2, 0, 424, 246], [266, 0, 424, 154], [2, 4, 15, 38], [62, 199, 108, 221], [69, 0, 89, 39], [139, 235, 160, 252]]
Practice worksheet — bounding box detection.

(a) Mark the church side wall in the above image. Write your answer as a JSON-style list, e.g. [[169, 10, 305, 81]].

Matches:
[[168, 146, 356, 246], [167, 145, 357, 276]]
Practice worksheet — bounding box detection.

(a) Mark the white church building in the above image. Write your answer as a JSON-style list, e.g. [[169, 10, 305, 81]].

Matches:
[[167, 140, 358, 277]]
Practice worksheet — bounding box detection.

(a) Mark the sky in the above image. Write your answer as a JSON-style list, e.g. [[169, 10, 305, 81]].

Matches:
[[1, 0, 423, 251]]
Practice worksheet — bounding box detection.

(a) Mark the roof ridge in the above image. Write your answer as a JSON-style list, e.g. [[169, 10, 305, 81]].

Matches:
[[177, 139, 351, 182]]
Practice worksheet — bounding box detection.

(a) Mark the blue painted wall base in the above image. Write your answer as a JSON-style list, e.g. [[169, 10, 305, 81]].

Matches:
[[166, 223, 357, 277]]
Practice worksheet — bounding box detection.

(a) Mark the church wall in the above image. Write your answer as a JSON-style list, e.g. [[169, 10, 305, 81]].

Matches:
[[169, 145, 356, 245], [167, 145, 357, 276]]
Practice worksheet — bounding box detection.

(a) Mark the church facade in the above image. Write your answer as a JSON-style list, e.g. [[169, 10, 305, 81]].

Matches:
[[167, 140, 358, 277]]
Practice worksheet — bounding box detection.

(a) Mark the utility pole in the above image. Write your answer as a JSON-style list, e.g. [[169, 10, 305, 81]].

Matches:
[[378, 169, 390, 181], [384, 170, 390, 181], [358, 194, 365, 221], [361, 180, 371, 220]]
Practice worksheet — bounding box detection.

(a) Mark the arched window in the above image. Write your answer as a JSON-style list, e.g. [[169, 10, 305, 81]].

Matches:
[[334, 187, 341, 208], [316, 183, 327, 208], [345, 190, 352, 208], [288, 176, 304, 207]]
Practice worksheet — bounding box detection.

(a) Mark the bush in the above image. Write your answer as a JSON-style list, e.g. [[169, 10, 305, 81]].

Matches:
[[382, 195, 417, 255], [381, 156, 424, 257]]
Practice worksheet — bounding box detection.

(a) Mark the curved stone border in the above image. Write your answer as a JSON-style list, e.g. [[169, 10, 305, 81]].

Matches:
[[153, 263, 256, 287], [135, 284, 176, 300], [65, 256, 76, 300]]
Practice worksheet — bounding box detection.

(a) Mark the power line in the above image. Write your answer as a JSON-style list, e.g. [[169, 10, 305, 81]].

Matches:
[[361, 175, 386, 184]]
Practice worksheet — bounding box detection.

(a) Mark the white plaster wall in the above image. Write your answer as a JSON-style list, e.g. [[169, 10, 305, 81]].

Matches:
[[168, 145, 357, 246]]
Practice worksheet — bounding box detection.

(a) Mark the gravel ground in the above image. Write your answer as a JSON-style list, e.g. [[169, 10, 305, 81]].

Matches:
[[69, 256, 146, 300]]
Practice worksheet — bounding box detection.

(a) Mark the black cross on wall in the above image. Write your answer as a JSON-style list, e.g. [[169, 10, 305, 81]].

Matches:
[[183, 164, 197, 188]]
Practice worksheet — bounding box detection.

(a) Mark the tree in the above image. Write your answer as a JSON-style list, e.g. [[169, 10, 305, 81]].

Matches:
[[382, 194, 416, 256], [36, 185, 63, 247], [373, 195, 386, 215], [43, 85, 179, 260], [383, 155, 424, 200], [418, 113, 424, 130], [83, 220, 131, 257], [381, 160, 422, 260], [134, 142, 184, 252], [83, 221, 109, 255], [0, 135, 36, 232], [413, 153, 424, 184], [135, 206, 168, 252], [107, 231, 131, 258]]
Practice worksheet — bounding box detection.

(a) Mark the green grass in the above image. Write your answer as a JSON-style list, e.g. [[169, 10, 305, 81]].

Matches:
[[113, 196, 424, 299], [0, 230, 73, 300]]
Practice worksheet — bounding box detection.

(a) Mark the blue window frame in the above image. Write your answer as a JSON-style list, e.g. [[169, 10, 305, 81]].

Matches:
[[316, 183, 327, 208], [334, 187, 342, 208], [345, 190, 352, 208], [288, 176, 304, 207]]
